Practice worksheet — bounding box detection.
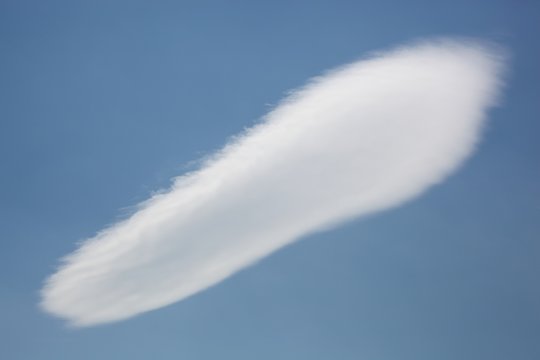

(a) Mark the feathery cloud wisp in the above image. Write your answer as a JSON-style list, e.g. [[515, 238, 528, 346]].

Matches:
[[41, 39, 505, 326]]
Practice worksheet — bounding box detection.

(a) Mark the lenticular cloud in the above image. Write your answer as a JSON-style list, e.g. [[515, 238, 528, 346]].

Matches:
[[41, 39, 505, 326]]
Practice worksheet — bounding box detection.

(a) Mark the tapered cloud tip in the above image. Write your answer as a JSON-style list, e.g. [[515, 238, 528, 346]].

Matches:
[[41, 39, 506, 327]]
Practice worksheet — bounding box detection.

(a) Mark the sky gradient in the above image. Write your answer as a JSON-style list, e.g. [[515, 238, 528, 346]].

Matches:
[[1, 1, 539, 359]]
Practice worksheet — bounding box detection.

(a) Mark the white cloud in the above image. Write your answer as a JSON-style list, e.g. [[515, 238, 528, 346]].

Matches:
[[41, 39, 505, 326]]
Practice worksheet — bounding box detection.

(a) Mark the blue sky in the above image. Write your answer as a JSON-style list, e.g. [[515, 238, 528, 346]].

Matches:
[[1, 0, 539, 359]]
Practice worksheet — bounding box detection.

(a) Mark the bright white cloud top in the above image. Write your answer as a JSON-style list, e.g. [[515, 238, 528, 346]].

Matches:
[[41, 39, 505, 327]]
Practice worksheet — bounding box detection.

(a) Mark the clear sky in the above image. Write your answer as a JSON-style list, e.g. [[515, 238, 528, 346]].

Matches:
[[1, 0, 539, 359]]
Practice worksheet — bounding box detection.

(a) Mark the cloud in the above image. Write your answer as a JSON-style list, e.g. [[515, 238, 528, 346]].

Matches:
[[41, 39, 505, 327]]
